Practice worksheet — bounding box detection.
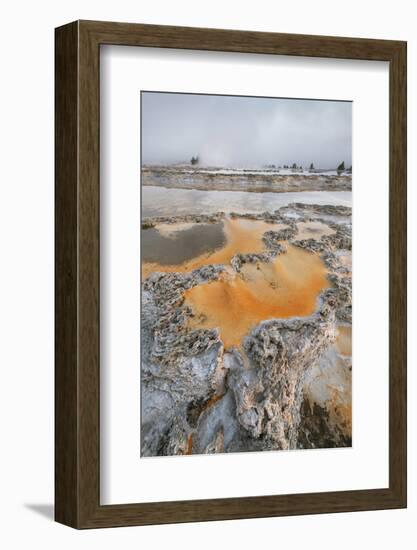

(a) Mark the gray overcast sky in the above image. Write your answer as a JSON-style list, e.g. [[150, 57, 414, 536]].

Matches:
[[141, 92, 352, 168]]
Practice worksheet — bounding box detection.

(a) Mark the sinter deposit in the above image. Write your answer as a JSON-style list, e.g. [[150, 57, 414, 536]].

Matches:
[[141, 203, 352, 456], [142, 165, 352, 194]]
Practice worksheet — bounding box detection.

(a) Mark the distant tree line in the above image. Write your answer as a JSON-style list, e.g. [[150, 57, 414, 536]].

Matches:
[[336, 161, 352, 173], [188, 155, 351, 172]]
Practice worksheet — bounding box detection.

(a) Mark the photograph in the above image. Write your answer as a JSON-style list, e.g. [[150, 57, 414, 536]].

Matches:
[[140, 91, 352, 457]]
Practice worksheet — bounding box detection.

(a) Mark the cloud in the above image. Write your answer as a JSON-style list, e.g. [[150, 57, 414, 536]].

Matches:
[[141, 92, 352, 169]]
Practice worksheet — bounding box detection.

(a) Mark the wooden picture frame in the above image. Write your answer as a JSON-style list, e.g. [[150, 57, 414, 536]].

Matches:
[[55, 20, 407, 528]]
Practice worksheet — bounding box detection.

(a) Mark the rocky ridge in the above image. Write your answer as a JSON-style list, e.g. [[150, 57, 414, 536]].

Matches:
[[142, 166, 352, 194]]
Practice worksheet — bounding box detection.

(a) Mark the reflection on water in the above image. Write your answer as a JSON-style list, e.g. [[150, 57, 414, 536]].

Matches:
[[142, 186, 352, 218], [142, 222, 226, 265], [184, 245, 330, 349], [142, 218, 286, 279]]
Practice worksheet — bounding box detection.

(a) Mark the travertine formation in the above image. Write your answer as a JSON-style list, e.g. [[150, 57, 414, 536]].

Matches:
[[141, 203, 352, 456]]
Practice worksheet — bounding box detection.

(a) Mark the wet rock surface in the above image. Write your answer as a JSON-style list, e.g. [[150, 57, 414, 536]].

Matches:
[[141, 203, 352, 456]]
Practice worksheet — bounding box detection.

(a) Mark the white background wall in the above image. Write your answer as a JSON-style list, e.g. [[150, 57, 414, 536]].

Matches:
[[0, 0, 415, 547]]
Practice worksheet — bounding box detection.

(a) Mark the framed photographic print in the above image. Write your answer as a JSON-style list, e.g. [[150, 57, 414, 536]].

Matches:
[[55, 20, 407, 528]]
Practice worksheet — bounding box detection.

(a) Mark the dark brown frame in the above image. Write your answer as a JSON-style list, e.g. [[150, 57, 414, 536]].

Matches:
[[55, 20, 407, 529]]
